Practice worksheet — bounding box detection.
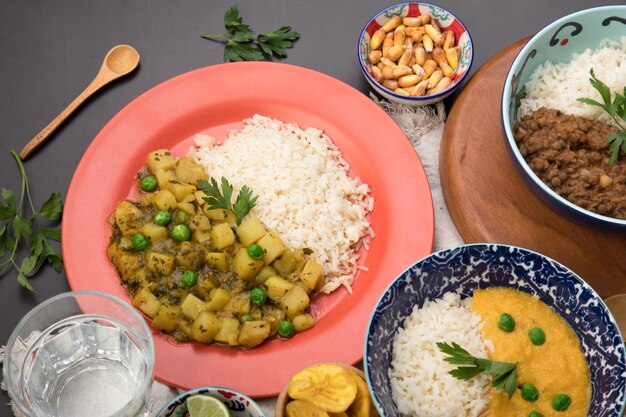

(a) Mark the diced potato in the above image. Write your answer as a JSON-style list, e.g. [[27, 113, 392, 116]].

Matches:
[[210, 222, 235, 250], [111, 249, 143, 278], [175, 156, 208, 185], [232, 248, 264, 281], [132, 267, 149, 287], [195, 275, 216, 299], [300, 260, 324, 291], [106, 242, 119, 263], [203, 207, 227, 220], [191, 311, 221, 343], [292, 313, 315, 332], [236, 216, 267, 246], [261, 305, 286, 334], [223, 292, 250, 316], [258, 232, 287, 264], [139, 193, 154, 207], [153, 189, 178, 211], [175, 241, 204, 270], [141, 223, 168, 242], [192, 229, 212, 244], [177, 201, 195, 215], [189, 212, 211, 231], [177, 319, 193, 339], [155, 169, 176, 188], [205, 288, 231, 311], [254, 266, 276, 285], [238, 320, 271, 348], [132, 287, 161, 318], [215, 317, 241, 346], [180, 293, 207, 320], [206, 252, 229, 272], [152, 304, 180, 332], [147, 252, 175, 275], [114, 201, 143, 236], [167, 182, 196, 202], [273, 249, 297, 277], [146, 149, 176, 174], [280, 286, 310, 318], [265, 276, 295, 302]]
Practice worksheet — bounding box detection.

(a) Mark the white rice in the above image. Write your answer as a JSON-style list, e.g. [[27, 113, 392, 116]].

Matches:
[[389, 292, 492, 417], [518, 36, 626, 126], [191, 114, 374, 293]]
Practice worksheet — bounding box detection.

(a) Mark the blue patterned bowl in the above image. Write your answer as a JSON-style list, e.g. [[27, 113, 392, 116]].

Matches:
[[501, 5, 626, 230], [364, 244, 625, 417], [358, 2, 473, 106], [154, 386, 265, 417]]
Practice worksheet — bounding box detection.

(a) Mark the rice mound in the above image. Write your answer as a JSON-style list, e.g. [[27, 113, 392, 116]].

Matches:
[[191, 114, 374, 294], [389, 292, 492, 417], [518, 36, 626, 126]]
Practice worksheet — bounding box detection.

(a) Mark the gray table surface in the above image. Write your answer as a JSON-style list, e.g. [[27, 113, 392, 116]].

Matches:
[[0, 0, 617, 415]]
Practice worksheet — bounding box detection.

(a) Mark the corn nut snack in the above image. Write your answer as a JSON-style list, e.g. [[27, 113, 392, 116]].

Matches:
[[368, 14, 460, 97]]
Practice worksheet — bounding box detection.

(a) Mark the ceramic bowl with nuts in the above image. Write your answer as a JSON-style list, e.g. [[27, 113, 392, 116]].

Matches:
[[358, 2, 473, 106]]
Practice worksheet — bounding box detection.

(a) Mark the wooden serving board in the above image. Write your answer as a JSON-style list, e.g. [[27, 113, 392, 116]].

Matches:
[[440, 38, 626, 299]]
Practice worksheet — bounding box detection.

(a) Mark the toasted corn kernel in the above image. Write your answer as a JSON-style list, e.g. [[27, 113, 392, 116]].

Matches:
[[429, 76, 452, 94], [382, 79, 399, 90], [404, 37, 414, 48], [445, 47, 459, 70], [430, 18, 441, 32], [370, 29, 386, 50], [382, 16, 402, 32], [392, 65, 413, 79], [393, 28, 406, 46], [411, 64, 426, 79], [376, 62, 384, 70], [387, 44, 404, 61], [404, 26, 419, 36], [443, 30, 455, 50], [394, 87, 410, 96], [411, 80, 430, 96], [371, 66, 383, 82], [422, 34, 434, 52], [427, 69, 443, 88], [432, 47, 447, 65], [439, 61, 456, 78], [368, 50, 382, 65], [398, 74, 420, 87], [416, 26, 426, 35], [412, 32, 423, 43], [422, 59, 438, 79], [380, 57, 397, 67], [398, 48, 413, 67], [403, 17, 421, 27], [414, 46, 426, 66], [418, 14, 431, 25], [408, 51, 415, 67], [382, 66, 394, 79], [424, 25, 444, 46], [382, 37, 394, 58]]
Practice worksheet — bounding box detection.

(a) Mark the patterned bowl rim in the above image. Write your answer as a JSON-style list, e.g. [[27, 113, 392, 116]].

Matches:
[[357, 1, 474, 102], [500, 5, 626, 227], [154, 386, 265, 416], [362, 242, 626, 417]]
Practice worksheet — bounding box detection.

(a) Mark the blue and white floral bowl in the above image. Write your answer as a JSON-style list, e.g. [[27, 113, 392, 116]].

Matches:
[[364, 244, 626, 417], [155, 386, 265, 417]]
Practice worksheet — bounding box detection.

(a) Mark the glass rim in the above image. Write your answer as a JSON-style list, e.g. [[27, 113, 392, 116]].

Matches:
[[3, 290, 155, 417]]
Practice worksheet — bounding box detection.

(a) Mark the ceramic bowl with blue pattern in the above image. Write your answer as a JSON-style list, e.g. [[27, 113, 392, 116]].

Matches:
[[501, 5, 626, 230], [364, 244, 625, 417], [358, 2, 473, 106], [155, 386, 265, 417]]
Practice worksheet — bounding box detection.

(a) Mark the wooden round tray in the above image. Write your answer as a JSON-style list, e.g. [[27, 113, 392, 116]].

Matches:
[[440, 38, 626, 299]]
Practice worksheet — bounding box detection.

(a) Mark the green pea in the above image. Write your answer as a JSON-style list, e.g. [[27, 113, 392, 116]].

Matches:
[[528, 327, 545, 345], [498, 313, 515, 332], [177, 211, 191, 222], [240, 314, 253, 323], [247, 243, 264, 260], [154, 210, 172, 226], [132, 233, 149, 251], [171, 224, 191, 241], [140, 175, 157, 192], [278, 320, 295, 338], [520, 383, 539, 402], [181, 271, 197, 287], [552, 394, 571, 411], [250, 287, 267, 305], [528, 412, 543, 417]]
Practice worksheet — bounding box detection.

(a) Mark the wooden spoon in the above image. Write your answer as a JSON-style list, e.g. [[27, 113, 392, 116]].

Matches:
[[19, 44, 140, 160]]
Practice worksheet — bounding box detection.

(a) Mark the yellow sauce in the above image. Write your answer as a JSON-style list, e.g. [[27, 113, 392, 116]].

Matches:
[[472, 287, 590, 417]]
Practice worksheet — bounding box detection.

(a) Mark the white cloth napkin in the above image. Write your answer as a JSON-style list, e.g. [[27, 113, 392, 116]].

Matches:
[[0, 98, 463, 417]]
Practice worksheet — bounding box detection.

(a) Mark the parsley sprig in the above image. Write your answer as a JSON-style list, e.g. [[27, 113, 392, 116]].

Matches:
[[198, 177, 258, 225], [437, 342, 518, 399], [577, 69, 626, 165], [0, 150, 63, 291], [201, 5, 300, 62]]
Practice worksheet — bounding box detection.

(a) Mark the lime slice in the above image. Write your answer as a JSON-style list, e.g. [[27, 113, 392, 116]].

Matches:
[[186, 395, 231, 417]]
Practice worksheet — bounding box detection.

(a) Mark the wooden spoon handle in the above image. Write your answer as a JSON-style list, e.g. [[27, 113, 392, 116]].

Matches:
[[19, 76, 107, 160]]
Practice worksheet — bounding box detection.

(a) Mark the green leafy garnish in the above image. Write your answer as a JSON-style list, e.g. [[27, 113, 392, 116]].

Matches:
[[0, 150, 63, 291], [198, 177, 258, 225], [201, 5, 300, 62], [437, 342, 518, 399], [577, 69, 626, 165]]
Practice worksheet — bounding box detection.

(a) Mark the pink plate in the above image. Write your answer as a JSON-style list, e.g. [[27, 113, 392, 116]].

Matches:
[[63, 62, 434, 397]]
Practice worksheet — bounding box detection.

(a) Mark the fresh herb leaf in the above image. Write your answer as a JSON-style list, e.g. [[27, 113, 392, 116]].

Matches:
[[16, 271, 34, 291], [38, 192, 63, 220], [12, 215, 32, 244], [437, 342, 518, 399], [198, 176, 258, 225], [0, 188, 16, 221], [201, 5, 300, 62], [578, 69, 626, 165], [40, 227, 62, 241]]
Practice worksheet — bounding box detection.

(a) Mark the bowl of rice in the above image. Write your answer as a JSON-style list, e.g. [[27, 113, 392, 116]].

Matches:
[[501, 5, 626, 229], [364, 244, 625, 417]]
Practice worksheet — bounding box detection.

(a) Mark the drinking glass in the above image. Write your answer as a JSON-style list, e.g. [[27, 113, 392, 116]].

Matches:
[[4, 291, 155, 417]]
